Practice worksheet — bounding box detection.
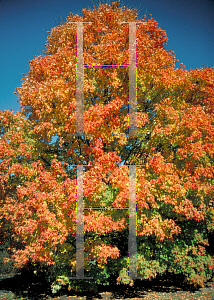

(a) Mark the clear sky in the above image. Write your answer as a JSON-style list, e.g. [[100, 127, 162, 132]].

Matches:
[[0, 0, 213, 113]]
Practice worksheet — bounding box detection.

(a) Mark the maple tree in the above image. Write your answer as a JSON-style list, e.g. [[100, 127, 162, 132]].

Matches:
[[0, 0, 214, 292]]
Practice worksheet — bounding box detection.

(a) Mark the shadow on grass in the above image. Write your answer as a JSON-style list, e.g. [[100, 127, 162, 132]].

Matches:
[[0, 270, 214, 300]]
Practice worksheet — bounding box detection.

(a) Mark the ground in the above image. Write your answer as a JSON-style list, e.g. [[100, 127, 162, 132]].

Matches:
[[0, 270, 214, 299]]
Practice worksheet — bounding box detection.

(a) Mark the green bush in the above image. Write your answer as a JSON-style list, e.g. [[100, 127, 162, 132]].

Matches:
[[0, 243, 15, 274]]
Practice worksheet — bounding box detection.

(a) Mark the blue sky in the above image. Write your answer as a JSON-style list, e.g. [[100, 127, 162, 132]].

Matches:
[[0, 0, 214, 114]]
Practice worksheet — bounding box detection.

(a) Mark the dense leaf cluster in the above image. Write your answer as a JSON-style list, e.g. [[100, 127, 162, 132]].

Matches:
[[0, 0, 214, 293]]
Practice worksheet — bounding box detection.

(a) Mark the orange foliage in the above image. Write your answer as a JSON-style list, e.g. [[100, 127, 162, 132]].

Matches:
[[0, 1, 214, 284]]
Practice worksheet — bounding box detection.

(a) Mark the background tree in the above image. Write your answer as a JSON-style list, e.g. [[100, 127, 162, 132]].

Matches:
[[0, 0, 214, 293]]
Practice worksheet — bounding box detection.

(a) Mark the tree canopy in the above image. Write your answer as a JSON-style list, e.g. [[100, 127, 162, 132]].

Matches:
[[0, 0, 214, 291]]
